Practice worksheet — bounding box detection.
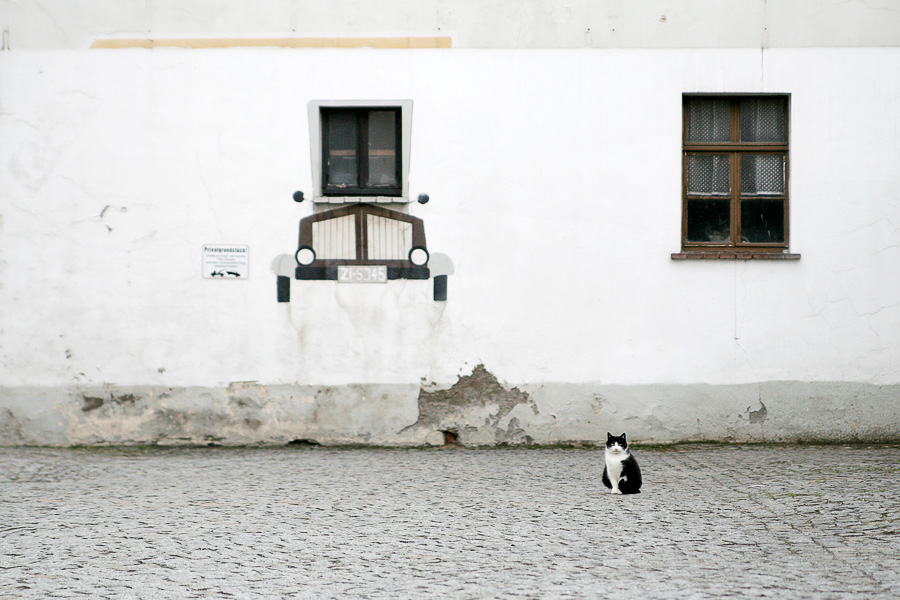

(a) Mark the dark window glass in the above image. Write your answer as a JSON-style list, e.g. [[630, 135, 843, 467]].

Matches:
[[326, 111, 358, 188], [741, 200, 785, 243], [367, 111, 398, 189], [322, 108, 401, 196], [687, 199, 731, 242]]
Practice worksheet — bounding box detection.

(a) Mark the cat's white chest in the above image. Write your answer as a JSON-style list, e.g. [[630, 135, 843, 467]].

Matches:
[[605, 450, 627, 490]]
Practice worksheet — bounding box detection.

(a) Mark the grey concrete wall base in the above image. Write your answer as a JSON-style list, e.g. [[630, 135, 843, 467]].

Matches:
[[2, 376, 899, 446], [0, 383, 424, 447], [522, 381, 900, 445]]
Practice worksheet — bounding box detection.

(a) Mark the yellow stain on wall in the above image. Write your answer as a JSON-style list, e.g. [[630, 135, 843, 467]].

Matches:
[[91, 37, 452, 49]]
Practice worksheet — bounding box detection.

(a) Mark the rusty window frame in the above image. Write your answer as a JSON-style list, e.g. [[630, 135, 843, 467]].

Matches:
[[681, 94, 790, 253]]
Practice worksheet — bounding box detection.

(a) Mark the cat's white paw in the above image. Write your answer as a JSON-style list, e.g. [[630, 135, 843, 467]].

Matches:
[[611, 488, 622, 495]]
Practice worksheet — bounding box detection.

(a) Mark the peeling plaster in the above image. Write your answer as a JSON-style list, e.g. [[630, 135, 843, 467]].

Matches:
[[2, 379, 900, 446], [748, 400, 768, 424], [81, 396, 104, 412], [3, 372, 900, 447], [406, 364, 539, 445]]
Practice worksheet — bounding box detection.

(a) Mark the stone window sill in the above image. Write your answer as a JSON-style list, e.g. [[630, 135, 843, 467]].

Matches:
[[314, 196, 408, 204], [671, 251, 801, 261]]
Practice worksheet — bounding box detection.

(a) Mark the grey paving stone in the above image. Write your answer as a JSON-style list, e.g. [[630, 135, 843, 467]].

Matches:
[[1, 445, 899, 599]]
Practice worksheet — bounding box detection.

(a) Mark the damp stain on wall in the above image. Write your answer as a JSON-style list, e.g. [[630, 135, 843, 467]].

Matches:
[[0, 408, 26, 443], [81, 393, 140, 412]]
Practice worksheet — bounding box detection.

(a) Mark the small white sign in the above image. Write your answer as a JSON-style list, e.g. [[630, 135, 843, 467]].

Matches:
[[203, 245, 249, 279]]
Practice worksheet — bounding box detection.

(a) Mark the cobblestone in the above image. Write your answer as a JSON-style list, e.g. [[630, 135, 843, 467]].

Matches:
[[1, 444, 899, 599]]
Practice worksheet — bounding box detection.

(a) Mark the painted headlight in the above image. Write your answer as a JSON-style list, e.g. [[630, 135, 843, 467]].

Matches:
[[409, 247, 429, 267], [295, 247, 316, 266]]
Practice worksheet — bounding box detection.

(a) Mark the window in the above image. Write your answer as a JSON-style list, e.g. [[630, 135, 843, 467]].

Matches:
[[309, 100, 413, 203], [681, 94, 790, 254], [322, 107, 401, 196]]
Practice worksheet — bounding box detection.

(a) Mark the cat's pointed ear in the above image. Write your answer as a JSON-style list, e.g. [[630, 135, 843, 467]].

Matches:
[[621, 433, 627, 439], [607, 432, 613, 439]]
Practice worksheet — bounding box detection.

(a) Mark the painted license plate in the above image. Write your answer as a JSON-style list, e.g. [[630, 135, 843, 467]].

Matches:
[[337, 265, 388, 283]]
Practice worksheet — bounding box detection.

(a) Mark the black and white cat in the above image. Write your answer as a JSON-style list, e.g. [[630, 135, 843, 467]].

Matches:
[[601, 432, 642, 495]]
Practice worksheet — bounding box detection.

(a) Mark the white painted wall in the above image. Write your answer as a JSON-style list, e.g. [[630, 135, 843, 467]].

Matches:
[[4, 0, 900, 49], [2, 47, 900, 444]]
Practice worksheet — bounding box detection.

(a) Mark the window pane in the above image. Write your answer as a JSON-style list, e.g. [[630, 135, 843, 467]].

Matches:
[[740, 154, 784, 196], [741, 200, 785, 243], [326, 111, 357, 187], [740, 97, 786, 142], [687, 154, 730, 196], [687, 199, 731, 242], [367, 110, 398, 188], [685, 98, 731, 143]]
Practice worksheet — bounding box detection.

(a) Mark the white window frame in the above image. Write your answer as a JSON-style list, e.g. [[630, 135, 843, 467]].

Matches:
[[309, 99, 413, 204]]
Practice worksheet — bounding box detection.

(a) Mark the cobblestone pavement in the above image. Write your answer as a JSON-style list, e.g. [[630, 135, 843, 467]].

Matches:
[[2, 444, 899, 599]]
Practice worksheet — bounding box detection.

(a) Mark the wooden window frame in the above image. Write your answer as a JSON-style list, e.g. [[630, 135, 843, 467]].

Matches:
[[321, 107, 402, 198], [681, 93, 791, 255]]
